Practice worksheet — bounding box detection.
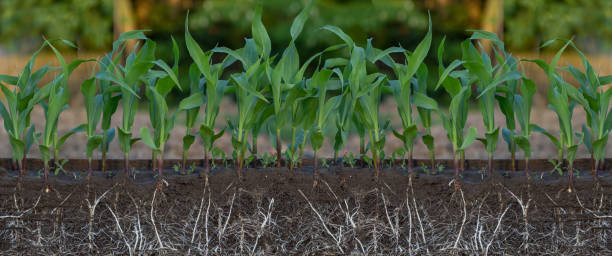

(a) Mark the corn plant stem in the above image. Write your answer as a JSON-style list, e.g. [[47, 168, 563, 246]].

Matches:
[[237, 130, 249, 179], [124, 153, 129, 176], [407, 148, 413, 174], [359, 135, 365, 167], [429, 151, 435, 174], [204, 150, 209, 175], [333, 150, 339, 167], [313, 149, 318, 179], [18, 160, 24, 187], [181, 151, 187, 175], [369, 131, 380, 178], [44, 161, 50, 191], [157, 149, 164, 181], [87, 157, 93, 181], [252, 136, 258, 155], [276, 129, 282, 169], [594, 160, 600, 181], [22, 147, 27, 174], [525, 158, 530, 180], [454, 153, 460, 190], [568, 161, 574, 192], [460, 151, 465, 172], [289, 127, 297, 170], [21, 154, 27, 176], [101, 130, 107, 172], [53, 149, 59, 172], [298, 142, 305, 168], [152, 150, 157, 171], [488, 153, 493, 176]]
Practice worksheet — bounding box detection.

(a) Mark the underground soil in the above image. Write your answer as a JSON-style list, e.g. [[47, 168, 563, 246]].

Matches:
[[0, 159, 611, 254]]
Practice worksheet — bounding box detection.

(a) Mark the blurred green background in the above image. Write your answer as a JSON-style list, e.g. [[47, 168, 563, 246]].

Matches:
[[1, 0, 611, 105], [2, 0, 611, 53]]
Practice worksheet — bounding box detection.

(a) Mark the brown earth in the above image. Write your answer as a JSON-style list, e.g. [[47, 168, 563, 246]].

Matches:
[[1, 162, 611, 255]]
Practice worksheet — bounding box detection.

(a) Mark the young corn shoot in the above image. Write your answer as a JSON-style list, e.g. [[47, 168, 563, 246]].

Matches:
[[462, 31, 521, 175], [0, 43, 52, 185], [435, 39, 476, 189], [205, 3, 271, 178], [81, 68, 104, 179], [38, 39, 89, 191], [97, 31, 146, 172], [97, 34, 156, 176], [140, 37, 182, 183], [525, 39, 587, 192], [308, 69, 339, 186], [513, 77, 537, 178], [371, 14, 433, 173], [184, 15, 234, 177], [264, 0, 315, 168], [562, 43, 612, 182]]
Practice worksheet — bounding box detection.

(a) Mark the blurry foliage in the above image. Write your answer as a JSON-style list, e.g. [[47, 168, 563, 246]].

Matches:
[[504, 0, 612, 52], [1, 0, 611, 55], [0, 0, 113, 52]]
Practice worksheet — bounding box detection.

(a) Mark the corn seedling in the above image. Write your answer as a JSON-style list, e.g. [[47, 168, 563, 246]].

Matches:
[[37, 39, 90, 191], [306, 69, 339, 184], [462, 31, 522, 175], [562, 43, 612, 182], [525, 39, 587, 192], [97, 33, 139, 172], [81, 68, 104, 179], [140, 37, 182, 183], [513, 77, 537, 178], [0, 43, 52, 185], [177, 63, 202, 174], [435, 39, 477, 189], [97, 31, 155, 175], [216, 3, 271, 178], [372, 15, 434, 173], [184, 15, 235, 176], [263, 0, 315, 168]]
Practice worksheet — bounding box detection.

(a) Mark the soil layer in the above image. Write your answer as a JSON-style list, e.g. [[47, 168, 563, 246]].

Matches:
[[1, 160, 611, 254]]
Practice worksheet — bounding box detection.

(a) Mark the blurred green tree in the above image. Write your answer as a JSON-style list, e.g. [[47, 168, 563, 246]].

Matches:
[[0, 0, 113, 52]]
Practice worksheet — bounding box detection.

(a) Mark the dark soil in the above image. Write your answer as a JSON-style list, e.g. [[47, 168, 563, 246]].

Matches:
[[1, 160, 611, 255]]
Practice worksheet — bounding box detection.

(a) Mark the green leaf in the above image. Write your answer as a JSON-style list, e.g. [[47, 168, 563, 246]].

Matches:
[[153, 59, 181, 91], [413, 92, 438, 110], [117, 127, 133, 153], [322, 25, 354, 49], [310, 128, 324, 151], [86, 135, 103, 158], [290, 0, 314, 41], [139, 126, 158, 150], [422, 134, 435, 152], [56, 124, 86, 150], [460, 126, 477, 150], [405, 13, 432, 83], [435, 60, 465, 90], [179, 92, 205, 110], [252, 2, 271, 59], [531, 124, 562, 150], [95, 72, 140, 98], [514, 135, 531, 158], [182, 134, 196, 151]]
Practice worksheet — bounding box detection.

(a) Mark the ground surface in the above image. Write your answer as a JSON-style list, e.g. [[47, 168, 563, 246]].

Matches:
[[1, 165, 611, 255]]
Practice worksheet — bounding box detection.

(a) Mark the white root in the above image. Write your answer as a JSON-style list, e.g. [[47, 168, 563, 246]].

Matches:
[[298, 189, 345, 254]]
